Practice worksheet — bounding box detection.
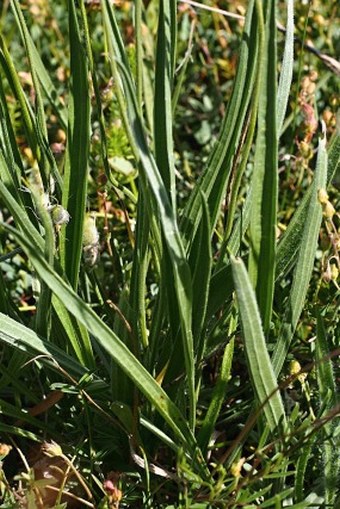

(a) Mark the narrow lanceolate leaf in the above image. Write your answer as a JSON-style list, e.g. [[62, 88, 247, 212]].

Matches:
[[135, 0, 143, 111], [0, 177, 95, 367], [1, 223, 200, 461], [0, 34, 38, 158], [0, 77, 23, 180], [180, 0, 258, 251], [11, 0, 47, 143], [60, 0, 90, 289], [154, 0, 176, 211], [272, 131, 328, 375], [129, 194, 150, 349], [102, 3, 196, 428], [31, 195, 55, 339], [101, 0, 132, 76], [197, 338, 234, 455], [0, 149, 21, 205], [0, 180, 44, 253], [295, 442, 314, 502], [191, 192, 212, 355], [276, 133, 340, 282], [52, 296, 96, 369], [231, 256, 286, 432], [10, 0, 67, 129], [120, 62, 195, 430], [315, 311, 339, 507], [0, 312, 89, 380], [170, 0, 177, 79], [326, 133, 340, 184], [248, 0, 278, 336], [277, 0, 294, 136]]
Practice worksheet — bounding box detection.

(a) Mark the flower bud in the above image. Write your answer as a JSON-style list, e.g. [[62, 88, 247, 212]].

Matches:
[[323, 201, 335, 220], [318, 188, 329, 205], [0, 443, 12, 458], [41, 440, 63, 458], [330, 264, 339, 281], [289, 360, 307, 383], [50, 205, 70, 226], [83, 213, 99, 247], [83, 213, 100, 266]]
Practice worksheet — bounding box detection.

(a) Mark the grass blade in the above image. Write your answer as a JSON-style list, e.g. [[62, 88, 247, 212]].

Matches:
[[30, 193, 55, 338], [170, 0, 177, 79], [327, 132, 340, 184], [101, 0, 132, 75], [231, 255, 286, 432], [129, 195, 150, 350], [135, 0, 143, 111]]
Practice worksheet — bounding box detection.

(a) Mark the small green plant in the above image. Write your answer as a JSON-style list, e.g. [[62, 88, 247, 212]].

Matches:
[[0, 0, 339, 507]]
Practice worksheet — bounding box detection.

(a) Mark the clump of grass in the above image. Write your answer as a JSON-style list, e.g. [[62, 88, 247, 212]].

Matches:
[[0, 0, 339, 507]]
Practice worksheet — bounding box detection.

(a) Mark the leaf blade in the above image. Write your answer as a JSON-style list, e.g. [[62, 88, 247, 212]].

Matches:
[[272, 131, 328, 375], [231, 255, 286, 431]]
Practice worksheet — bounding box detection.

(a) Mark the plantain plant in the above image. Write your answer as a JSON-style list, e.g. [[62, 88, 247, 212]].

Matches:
[[0, 0, 339, 507]]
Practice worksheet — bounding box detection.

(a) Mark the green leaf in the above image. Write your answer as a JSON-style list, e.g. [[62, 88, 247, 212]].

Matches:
[[0, 422, 41, 442], [191, 192, 212, 352], [315, 311, 340, 506], [248, 0, 278, 335], [0, 33, 38, 158], [154, 0, 176, 211], [0, 223, 201, 463], [10, 0, 67, 129], [0, 312, 90, 380], [197, 338, 234, 455], [272, 131, 328, 375], [276, 133, 339, 282], [277, 0, 294, 136], [0, 76, 23, 180], [52, 296, 96, 369], [295, 442, 314, 502], [104, 49, 196, 429], [231, 255, 286, 432], [180, 0, 258, 251], [60, 0, 91, 289]]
